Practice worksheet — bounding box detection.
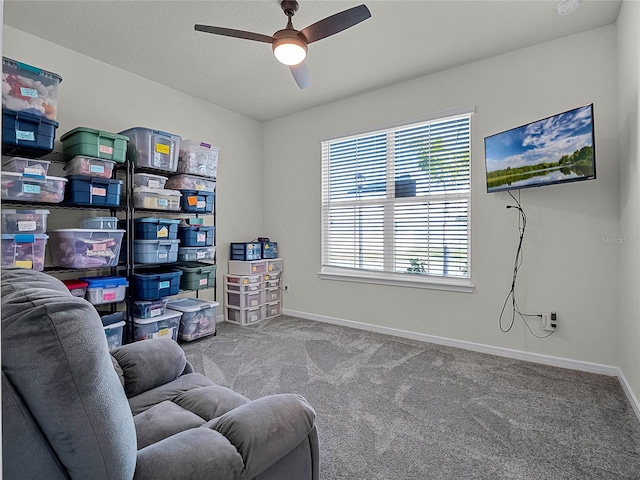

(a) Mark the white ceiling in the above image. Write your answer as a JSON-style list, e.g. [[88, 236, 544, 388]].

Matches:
[[3, 0, 622, 122]]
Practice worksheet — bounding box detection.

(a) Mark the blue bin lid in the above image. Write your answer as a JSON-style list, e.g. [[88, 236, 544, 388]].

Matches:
[[66, 175, 123, 185], [135, 217, 181, 225], [79, 276, 129, 288], [179, 189, 215, 197], [133, 270, 182, 280], [1, 233, 48, 242]]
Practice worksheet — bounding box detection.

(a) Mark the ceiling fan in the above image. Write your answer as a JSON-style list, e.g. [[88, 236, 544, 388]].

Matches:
[[195, 1, 371, 89]]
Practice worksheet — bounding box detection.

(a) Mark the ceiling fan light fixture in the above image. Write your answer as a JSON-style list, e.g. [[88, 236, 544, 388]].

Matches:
[[273, 37, 307, 65]]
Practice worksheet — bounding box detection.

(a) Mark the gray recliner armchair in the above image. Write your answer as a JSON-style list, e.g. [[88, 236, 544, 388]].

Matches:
[[2, 268, 319, 479]]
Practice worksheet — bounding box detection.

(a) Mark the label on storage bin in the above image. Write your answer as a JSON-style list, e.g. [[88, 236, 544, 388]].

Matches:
[[23, 167, 41, 175], [197, 200, 206, 209], [158, 280, 170, 289], [20, 87, 38, 98], [197, 251, 206, 259], [195, 185, 204, 191], [158, 198, 168, 207], [157, 226, 168, 238], [15, 260, 33, 269], [155, 143, 170, 155], [197, 233, 206, 243], [90, 164, 105, 174], [199, 278, 208, 286], [150, 308, 162, 317], [16, 130, 35, 141], [159, 253, 167, 259], [99, 145, 113, 155], [148, 179, 160, 188], [187, 196, 197, 206], [17, 221, 36, 232], [103, 292, 116, 302], [92, 187, 107, 197], [22, 184, 40, 194]]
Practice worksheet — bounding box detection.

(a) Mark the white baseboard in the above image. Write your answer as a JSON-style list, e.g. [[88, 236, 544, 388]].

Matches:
[[283, 308, 640, 423]]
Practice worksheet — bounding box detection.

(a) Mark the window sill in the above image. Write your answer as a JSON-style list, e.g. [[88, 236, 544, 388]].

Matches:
[[318, 268, 474, 293]]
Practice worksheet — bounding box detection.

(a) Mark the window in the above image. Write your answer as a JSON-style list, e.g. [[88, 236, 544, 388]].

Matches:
[[320, 108, 473, 291]]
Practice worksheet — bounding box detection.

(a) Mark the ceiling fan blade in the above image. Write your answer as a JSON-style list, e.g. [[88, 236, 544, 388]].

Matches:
[[299, 4, 371, 44], [290, 62, 311, 89], [195, 24, 274, 44]]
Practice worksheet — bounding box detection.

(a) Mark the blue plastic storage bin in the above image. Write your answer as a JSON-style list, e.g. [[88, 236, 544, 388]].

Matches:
[[178, 225, 214, 247], [133, 239, 180, 264], [179, 189, 214, 213], [133, 298, 169, 319], [134, 217, 180, 240], [2, 108, 59, 155], [261, 241, 278, 259], [230, 242, 262, 261], [132, 270, 182, 300], [65, 175, 122, 207]]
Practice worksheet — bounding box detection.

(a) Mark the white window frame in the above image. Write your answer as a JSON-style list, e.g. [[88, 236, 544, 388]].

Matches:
[[319, 107, 475, 293]]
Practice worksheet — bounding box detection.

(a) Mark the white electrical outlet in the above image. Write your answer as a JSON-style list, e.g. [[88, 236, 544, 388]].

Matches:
[[541, 312, 556, 331]]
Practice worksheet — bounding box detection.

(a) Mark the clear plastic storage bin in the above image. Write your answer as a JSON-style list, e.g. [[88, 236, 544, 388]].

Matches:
[[133, 186, 181, 211], [1, 233, 48, 271], [119, 127, 181, 172], [78, 216, 119, 230], [165, 174, 216, 192], [1, 171, 67, 203], [166, 298, 218, 342], [2, 157, 50, 175], [176, 140, 219, 178], [104, 321, 125, 350], [1, 209, 49, 234], [63, 156, 116, 179], [48, 229, 125, 269], [228, 259, 267, 275], [177, 246, 216, 262], [80, 276, 129, 305], [133, 310, 182, 341], [225, 305, 263, 326], [133, 173, 168, 189]]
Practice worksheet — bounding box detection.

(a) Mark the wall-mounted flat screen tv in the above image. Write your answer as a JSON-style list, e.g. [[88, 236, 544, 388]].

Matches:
[[484, 104, 595, 193]]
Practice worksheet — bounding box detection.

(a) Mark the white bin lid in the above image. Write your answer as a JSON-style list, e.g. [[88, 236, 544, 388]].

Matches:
[[133, 186, 181, 196], [103, 320, 126, 331], [166, 298, 219, 312]]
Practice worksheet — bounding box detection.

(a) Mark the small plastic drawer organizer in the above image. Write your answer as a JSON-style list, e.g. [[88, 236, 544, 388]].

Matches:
[[267, 258, 284, 273], [133, 173, 168, 189], [134, 217, 180, 240], [225, 274, 262, 292], [225, 305, 263, 326], [2, 108, 59, 155], [178, 190, 215, 214], [2, 157, 50, 175], [178, 225, 214, 247], [177, 246, 216, 262], [63, 156, 116, 179], [65, 175, 122, 207], [1, 233, 48, 271], [119, 127, 181, 172], [176, 140, 219, 178], [132, 269, 182, 300], [133, 186, 181, 211], [103, 321, 125, 350], [62, 279, 88, 298], [263, 288, 282, 303], [228, 259, 267, 276], [133, 239, 180, 264], [78, 216, 119, 230], [226, 290, 262, 309], [48, 229, 125, 269], [264, 271, 281, 289], [1, 209, 49, 234], [79, 276, 129, 305], [60, 127, 129, 163], [2, 57, 62, 120], [1, 171, 67, 203], [133, 298, 169, 319], [264, 301, 281, 318], [261, 241, 278, 259], [165, 174, 216, 192], [173, 263, 216, 291], [166, 297, 218, 342], [133, 310, 182, 342], [230, 242, 262, 261]]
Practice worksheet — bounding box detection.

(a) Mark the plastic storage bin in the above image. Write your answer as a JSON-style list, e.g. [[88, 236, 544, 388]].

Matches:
[[65, 175, 122, 207], [177, 246, 216, 262], [133, 172, 168, 189], [63, 156, 116, 179], [176, 140, 219, 178], [173, 263, 216, 291], [264, 301, 282, 318], [2, 157, 50, 175], [166, 297, 218, 342], [267, 258, 284, 273], [263, 287, 282, 303], [133, 310, 182, 341], [2, 108, 59, 155], [62, 279, 88, 297], [225, 305, 263, 326], [261, 241, 278, 259], [133, 186, 181, 211], [133, 239, 180, 264], [60, 127, 128, 163], [103, 321, 125, 350], [1, 233, 47, 271], [165, 174, 216, 192], [80, 276, 129, 305], [100, 311, 125, 327], [228, 259, 267, 275], [48, 229, 125, 269], [178, 190, 214, 214], [230, 242, 262, 261], [226, 290, 262, 309], [78, 216, 119, 230], [1, 171, 67, 203], [1, 209, 49, 234], [133, 298, 169, 319], [264, 271, 281, 289], [134, 217, 180, 240], [119, 127, 181, 172], [2, 57, 62, 120], [224, 274, 262, 292], [178, 225, 214, 247], [132, 270, 182, 300]]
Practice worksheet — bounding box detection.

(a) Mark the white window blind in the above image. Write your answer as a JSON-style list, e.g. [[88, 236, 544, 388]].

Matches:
[[321, 112, 471, 285]]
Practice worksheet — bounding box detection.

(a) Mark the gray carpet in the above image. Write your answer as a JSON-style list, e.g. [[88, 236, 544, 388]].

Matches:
[[181, 315, 640, 479]]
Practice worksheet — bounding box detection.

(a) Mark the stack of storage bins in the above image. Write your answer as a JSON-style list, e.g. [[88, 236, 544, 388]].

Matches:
[[2, 57, 61, 156]]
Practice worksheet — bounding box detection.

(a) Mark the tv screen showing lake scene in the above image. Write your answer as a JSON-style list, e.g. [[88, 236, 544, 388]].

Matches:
[[484, 104, 595, 193]]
